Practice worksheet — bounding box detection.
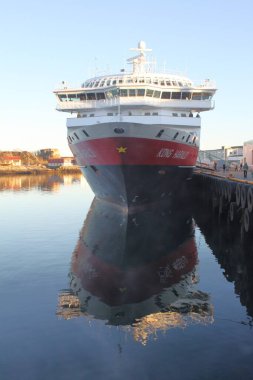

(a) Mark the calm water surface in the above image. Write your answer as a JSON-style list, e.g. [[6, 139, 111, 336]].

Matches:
[[0, 174, 253, 380]]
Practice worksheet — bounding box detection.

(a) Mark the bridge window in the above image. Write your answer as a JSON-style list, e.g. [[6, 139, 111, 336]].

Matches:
[[120, 89, 128, 97], [137, 89, 145, 96], [68, 94, 77, 101], [171, 92, 181, 100], [182, 92, 191, 100], [153, 91, 161, 98], [129, 89, 136, 96], [96, 92, 105, 100], [58, 94, 67, 102], [192, 92, 202, 100], [146, 89, 154, 97], [87, 93, 96, 100], [161, 92, 171, 99], [202, 92, 212, 100], [80, 93, 87, 100], [106, 88, 118, 98]]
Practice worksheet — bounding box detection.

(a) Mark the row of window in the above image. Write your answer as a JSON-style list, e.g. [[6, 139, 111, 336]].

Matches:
[[83, 77, 192, 88], [58, 89, 212, 102], [77, 112, 198, 118], [68, 128, 197, 145]]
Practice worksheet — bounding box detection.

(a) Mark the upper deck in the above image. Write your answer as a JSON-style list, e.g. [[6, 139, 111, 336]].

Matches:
[[54, 41, 216, 114]]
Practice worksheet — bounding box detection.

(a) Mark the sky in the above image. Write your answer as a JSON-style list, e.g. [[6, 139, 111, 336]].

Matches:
[[1, 0, 253, 155]]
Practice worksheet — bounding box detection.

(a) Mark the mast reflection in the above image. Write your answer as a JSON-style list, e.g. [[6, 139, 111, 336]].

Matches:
[[58, 199, 213, 344]]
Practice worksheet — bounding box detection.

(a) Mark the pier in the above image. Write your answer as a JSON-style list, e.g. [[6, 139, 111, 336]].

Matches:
[[192, 168, 253, 236]]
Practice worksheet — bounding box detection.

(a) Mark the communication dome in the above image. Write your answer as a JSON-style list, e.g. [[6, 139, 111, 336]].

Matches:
[[138, 41, 146, 49]]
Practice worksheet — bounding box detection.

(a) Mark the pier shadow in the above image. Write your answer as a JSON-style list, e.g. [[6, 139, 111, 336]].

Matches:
[[193, 197, 253, 322]]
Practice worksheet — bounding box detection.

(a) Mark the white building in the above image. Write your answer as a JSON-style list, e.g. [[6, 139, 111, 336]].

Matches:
[[226, 146, 243, 162], [47, 157, 76, 168], [243, 140, 253, 168]]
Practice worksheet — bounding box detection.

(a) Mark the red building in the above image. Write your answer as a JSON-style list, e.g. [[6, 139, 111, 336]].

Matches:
[[0, 156, 21, 166]]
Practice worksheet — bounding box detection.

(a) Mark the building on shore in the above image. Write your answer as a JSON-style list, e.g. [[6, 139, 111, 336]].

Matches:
[[47, 157, 77, 168], [243, 140, 253, 168], [0, 155, 21, 166], [37, 148, 60, 160], [198, 145, 243, 169]]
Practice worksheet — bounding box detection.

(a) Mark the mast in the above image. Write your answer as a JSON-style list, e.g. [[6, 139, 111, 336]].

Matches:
[[127, 41, 154, 74]]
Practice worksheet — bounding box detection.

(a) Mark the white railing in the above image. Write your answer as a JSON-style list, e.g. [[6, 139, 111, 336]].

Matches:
[[57, 97, 214, 112], [67, 113, 202, 128]]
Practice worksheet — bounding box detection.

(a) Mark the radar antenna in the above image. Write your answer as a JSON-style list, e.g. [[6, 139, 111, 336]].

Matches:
[[127, 41, 153, 73]]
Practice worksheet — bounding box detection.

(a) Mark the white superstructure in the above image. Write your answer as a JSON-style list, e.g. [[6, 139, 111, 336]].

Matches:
[[54, 41, 216, 146], [54, 41, 217, 207]]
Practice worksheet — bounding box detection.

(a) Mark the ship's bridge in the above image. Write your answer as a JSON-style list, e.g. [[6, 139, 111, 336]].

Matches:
[[54, 41, 216, 113]]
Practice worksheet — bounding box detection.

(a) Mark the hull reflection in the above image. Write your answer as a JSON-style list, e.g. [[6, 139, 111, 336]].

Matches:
[[58, 199, 213, 342]]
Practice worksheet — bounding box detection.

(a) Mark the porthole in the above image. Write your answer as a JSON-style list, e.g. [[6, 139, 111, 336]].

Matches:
[[114, 128, 124, 134]]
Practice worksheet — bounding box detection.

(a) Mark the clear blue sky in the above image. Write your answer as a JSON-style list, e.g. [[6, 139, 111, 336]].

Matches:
[[1, 0, 253, 155]]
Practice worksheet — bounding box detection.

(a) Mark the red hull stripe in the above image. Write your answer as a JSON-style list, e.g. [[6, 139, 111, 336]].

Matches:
[[72, 238, 197, 304], [71, 137, 198, 166]]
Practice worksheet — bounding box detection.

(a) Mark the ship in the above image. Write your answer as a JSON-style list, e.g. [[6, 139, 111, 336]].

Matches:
[[54, 41, 216, 207]]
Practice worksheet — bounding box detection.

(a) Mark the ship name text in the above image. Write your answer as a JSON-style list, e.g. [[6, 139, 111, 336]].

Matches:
[[156, 148, 189, 159]]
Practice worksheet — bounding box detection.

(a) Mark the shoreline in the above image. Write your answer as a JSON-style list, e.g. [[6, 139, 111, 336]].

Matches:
[[0, 165, 82, 176]]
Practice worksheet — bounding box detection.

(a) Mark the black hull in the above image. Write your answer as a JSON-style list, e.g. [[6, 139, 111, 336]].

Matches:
[[81, 165, 193, 208]]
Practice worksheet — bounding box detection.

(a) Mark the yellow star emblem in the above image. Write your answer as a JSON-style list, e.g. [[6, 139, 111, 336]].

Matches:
[[116, 146, 127, 154]]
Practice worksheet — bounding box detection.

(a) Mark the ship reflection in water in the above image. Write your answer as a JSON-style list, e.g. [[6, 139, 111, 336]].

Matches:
[[57, 199, 213, 344]]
